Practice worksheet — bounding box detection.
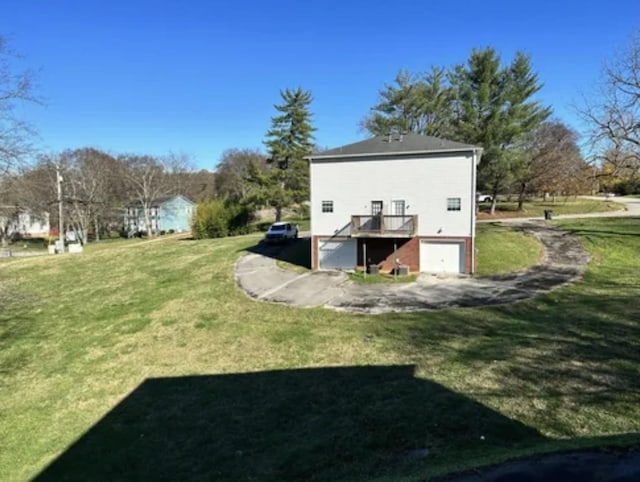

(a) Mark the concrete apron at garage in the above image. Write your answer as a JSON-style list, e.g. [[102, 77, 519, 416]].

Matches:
[[235, 221, 591, 314], [236, 252, 349, 308]]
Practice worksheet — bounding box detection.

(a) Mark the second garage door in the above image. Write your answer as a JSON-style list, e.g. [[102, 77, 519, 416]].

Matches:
[[318, 239, 357, 270], [420, 240, 464, 273]]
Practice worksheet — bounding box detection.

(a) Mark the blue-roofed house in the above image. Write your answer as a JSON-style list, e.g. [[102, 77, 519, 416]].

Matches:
[[124, 195, 195, 234]]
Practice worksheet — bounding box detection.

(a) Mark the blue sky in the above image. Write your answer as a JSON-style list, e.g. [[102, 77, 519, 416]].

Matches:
[[2, 0, 638, 170]]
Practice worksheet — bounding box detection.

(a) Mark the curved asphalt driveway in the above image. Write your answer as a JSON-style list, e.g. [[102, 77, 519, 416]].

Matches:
[[235, 197, 638, 314]]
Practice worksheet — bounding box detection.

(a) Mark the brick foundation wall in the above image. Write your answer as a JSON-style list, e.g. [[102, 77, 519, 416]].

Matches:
[[467, 237, 474, 273], [311, 235, 318, 270], [356, 237, 419, 273]]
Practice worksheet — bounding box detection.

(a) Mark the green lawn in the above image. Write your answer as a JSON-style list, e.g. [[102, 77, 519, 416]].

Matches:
[[1, 219, 640, 481], [477, 199, 623, 219], [1, 237, 49, 252], [475, 223, 543, 275]]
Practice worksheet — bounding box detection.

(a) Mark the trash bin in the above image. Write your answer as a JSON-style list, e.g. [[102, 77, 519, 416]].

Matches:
[[367, 264, 380, 275], [544, 209, 553, 220]]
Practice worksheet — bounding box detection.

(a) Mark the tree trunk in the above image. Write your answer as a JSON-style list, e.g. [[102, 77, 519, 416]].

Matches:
[[94, 216, 100, 242], [517, 182, 527, 211], [144, 207, 153, 238], [490, 196, 497, 215], [275, 205, 282, 222]]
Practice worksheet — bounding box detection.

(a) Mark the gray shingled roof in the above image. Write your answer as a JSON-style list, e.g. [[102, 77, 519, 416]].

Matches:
[[310, 133, 479, 159]]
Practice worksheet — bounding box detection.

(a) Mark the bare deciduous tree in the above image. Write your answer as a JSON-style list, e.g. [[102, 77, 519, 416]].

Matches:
[[120, 154, 189, 237], [514, 121, 586, 208], [580, 30, 640, 177], [0, 35, 40, 245], [51, 148, 122, 243], [0, 35, 39, 177], [214, 148, 266, 202]]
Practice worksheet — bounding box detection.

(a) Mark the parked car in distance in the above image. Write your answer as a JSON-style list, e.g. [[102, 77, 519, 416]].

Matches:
[[477, 192, 493, 203], [264, 222, 298, 243]]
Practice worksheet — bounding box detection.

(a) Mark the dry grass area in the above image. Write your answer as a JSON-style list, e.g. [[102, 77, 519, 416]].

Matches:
[[1, 220, 640, 481]]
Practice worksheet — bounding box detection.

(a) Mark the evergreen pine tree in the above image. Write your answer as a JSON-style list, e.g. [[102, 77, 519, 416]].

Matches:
[[262, 88, 315, 221], [451, 48, 551, 213]]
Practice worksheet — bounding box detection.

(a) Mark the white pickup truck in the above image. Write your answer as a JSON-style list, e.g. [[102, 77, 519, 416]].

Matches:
[[264, 222, 299, 243]]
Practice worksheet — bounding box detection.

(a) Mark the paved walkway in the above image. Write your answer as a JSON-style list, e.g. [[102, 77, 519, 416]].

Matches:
[[236, 196, 638, 314]]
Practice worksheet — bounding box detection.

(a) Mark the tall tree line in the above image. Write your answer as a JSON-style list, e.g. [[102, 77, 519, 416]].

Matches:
[[363, 48, 591, 211], [580, 29, 640, 194], [1, 150, 215, 244]]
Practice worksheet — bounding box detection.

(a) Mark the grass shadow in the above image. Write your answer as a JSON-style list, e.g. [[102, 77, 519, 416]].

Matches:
[[34, 365, 544, 481]]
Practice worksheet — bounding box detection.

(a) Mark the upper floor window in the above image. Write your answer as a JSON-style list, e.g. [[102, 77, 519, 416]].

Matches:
[[371, 200, 383, 216], [447, 197, 461, 211], [322, 201, 334, 213]]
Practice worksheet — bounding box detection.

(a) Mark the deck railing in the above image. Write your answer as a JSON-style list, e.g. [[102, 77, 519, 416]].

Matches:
[[351, 215, 417, 237]]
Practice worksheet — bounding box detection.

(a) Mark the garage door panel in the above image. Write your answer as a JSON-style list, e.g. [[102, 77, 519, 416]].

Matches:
[[420, 241, 463, 273], [319, 239, 356, 270]]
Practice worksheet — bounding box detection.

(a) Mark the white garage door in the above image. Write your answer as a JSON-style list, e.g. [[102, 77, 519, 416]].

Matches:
[[318, 239, 356, 270], [420, 241, 464, 273]]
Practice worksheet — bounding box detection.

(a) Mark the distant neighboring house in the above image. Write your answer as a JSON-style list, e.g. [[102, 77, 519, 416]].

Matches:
[[307, 133, 482, 274], [0, 208, 50, 239], [124, 195, 195, 233]]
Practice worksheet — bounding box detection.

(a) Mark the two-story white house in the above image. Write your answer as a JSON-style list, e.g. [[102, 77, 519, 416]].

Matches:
[[308, 133, 482, 274], [124, 195, 195, 234]]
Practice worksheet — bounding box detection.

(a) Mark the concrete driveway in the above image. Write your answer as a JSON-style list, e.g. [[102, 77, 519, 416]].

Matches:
[[236, 220, 591, 314], [236, 197, 638, 314]]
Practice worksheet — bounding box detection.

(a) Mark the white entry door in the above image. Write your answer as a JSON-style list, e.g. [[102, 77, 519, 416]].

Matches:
[[318, 239, 357, 270], [420, 241, 464, 273], [391, 200, 405, 215]]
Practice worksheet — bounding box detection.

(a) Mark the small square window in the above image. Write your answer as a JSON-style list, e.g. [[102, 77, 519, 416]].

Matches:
[[447, 197, 461, 211], [322, 201, 333, 213]]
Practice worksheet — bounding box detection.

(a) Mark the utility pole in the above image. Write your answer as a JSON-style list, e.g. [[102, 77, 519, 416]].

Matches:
[[56, 164, 64, 253]]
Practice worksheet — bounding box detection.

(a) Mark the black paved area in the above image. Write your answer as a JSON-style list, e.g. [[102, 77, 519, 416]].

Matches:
[[435, 449, 640, 482]]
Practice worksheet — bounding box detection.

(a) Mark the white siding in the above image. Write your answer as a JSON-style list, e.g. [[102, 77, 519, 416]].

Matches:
[[310, 152, 475, 237], [2, 211, 50, 236]]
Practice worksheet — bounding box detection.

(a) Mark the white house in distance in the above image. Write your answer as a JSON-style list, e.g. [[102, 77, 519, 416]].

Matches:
[[308, 133, 482, 274], [124, 195, 195, 234], [0, 208, 50, 238]]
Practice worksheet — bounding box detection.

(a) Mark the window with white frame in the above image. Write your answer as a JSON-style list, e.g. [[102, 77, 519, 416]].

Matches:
[[447, 197, 462, 211], [322, 200, 334, 213], [392, 200, 406, 216]]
